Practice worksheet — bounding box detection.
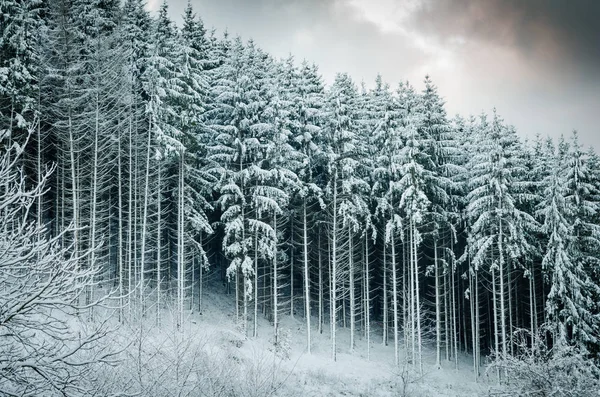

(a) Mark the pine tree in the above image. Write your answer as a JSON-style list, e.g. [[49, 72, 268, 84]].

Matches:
[[540, 132, 600, 349], [176, 0, 214, 321], [370, 75, 402, 364], [396, 81, 431, 373], [119, 0, 152, 321], [0, 0, 44, 136], [419, 76, 456, 368], [322, 73, 369, 360], [208, 38, 282, 336], [466, 111, 537, 380]]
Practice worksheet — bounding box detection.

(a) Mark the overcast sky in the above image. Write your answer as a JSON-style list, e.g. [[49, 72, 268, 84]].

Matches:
[[147, 0, 600, 150]]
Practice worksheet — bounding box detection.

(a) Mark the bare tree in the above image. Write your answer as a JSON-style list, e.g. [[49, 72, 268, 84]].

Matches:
[[0, 131, 117, 396]]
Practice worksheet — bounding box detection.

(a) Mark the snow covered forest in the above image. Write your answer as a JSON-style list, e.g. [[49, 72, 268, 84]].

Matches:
[[1, 0, 600, 395]]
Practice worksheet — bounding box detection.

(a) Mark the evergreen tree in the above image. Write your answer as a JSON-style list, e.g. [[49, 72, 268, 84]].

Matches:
[[322, 73, 369, 360], [466, 111, 537, 379], [0, 0, 44, 135], [370, 75, 402, 363], [540, 132, 600, 349]]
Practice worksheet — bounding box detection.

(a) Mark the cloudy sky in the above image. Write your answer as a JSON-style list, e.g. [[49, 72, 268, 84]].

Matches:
[[147, 0, 600, 149]]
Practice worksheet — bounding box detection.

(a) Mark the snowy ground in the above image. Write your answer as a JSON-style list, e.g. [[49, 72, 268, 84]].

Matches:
[[112, 286, 500, 397]]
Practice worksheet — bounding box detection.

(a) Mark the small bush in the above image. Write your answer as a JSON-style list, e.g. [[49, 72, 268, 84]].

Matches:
[[488, 330, 600, 397], [96, 325, 298, 397], [269, 327, 292, 360]]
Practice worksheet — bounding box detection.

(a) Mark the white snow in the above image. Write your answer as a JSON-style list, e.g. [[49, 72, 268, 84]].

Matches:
[[106, 284, 495, 397]]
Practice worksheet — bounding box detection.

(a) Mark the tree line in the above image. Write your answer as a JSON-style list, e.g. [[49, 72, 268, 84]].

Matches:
[[2, 0, 599, 382]]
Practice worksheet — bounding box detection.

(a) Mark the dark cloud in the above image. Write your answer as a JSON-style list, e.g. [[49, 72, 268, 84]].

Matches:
[[411, 0, 600, 73]]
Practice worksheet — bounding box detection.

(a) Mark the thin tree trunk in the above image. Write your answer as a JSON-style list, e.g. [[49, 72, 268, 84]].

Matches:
[[58, 162, 63, 244], [254, 232, 259, 338], [139, 116, 153, 317], [87, 86, 101, 318], [156, 161, 162, 326], [403, 237, 408, 352], [243, 264, 248, 337], [364, 233, 370, 360], [469, 264, 477, 380], [462, 275, 468, 354], [133, 121, 139, 317], [318, 230, 323, 335], [349, 228, 355, 353], [290, 216, 294, 318], [273, 211, 279, 346], [117, 124, 125, 322], [492, 267, 500, 382], [235, 270, 240, 322], [413, 219, 423, 375], [36, 97, 42, 245], [435, 239, 441, 369], [199, 234, 203, 314], [177, 154, 185, 331], [451, 251, 459, 370], [303, 200, 311, 353], [498, 218, 507, 363], [508, 262, 514, 356], [127, 111, 134, 320], [445, 271, 450, 361], [391, 231, 399, 367], [68, 110, 78, 264], [529, 265, 536, 352], [533, 265, 538, 341], [475, 266, 480, 379], [409, 226, 416, 366], [382, 242, 388, 346], [191, 253, 195, 311], [331, 173, 338, 361]]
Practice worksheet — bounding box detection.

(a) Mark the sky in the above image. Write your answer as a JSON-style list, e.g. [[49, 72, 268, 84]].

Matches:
[[147, 0, 600, 150]]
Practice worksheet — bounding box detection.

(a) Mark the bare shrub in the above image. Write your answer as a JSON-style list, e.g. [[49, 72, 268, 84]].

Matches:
[[0, 131, 118, 396], [487, 329, 600, 397]]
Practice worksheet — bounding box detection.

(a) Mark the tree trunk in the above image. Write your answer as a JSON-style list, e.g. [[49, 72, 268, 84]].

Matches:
[[349, 228, 355, 353], [273, 212, 279, 346], [508, 262, 514, 356], [117, 124, 124, 323], [382, 242, 388, 346], [475, 266, 480, 379], [492, 267, 500, 382], [87, 87, 101, 318], [435, 239, 441, 369], [498, 218, 507, 363], [254, 232, 259, 338], [445, 271, 450, 361], [127, 113, 134, 320], [303, 200, 311, 353], [403, 237, 408, 352], [529, 265, 536, 352], [413, 219, 423, 375], [391, 231, 399, 366], [290, 216, 294, 318], [410, 226, 415, 365], [364, 233, 370, 360], [199, 234, 203, 314], [156, 161, 162, 326], [331, 173, 338, 361], [469, 264, 477, 380], [68, 109, 78, 265], [177, 154, 185, 331], [451, 252, 459, 369], [318, 230, 323, 335], [139, 116, 153, 317]]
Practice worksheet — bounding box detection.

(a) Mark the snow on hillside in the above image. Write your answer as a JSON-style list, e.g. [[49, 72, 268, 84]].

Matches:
[[104, 286, 494, 397]]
